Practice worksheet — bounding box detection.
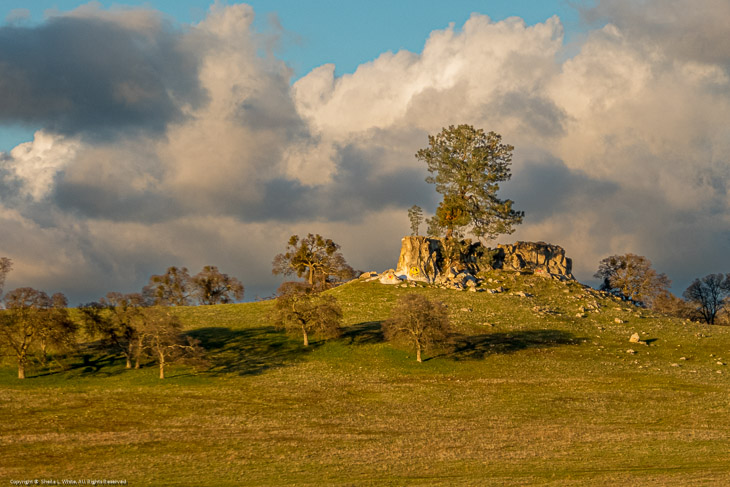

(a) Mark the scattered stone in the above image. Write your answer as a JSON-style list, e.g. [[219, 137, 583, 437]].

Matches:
[[575, 313, 586, 318], [399, 283, 408, 288], [717, 361, 725, 366], [513, 291, 533, 298], [615, 318, 625, 324], [627, 349, 637, 354], [629, 333, 641, 343], [671, 363, 680, 367], [459, 308, 472, 313], [717, 370, 723, 374], [379, 269, 403, 285], [680, 357, 687, 361]]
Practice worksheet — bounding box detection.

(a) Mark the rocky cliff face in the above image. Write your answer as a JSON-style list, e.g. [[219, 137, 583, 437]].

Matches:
[[395, 236, 442, 283], [495, 241, 572, 276], [394, 236, 573, 282]]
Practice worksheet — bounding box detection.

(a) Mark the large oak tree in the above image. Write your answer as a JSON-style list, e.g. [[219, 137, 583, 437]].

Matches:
[[594, 254, 671, 308], [272, 234, 354, 290], [1, 287, 76, 379]]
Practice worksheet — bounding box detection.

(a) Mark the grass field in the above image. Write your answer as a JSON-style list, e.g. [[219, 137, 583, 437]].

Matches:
[[2, 272, 730, 486]]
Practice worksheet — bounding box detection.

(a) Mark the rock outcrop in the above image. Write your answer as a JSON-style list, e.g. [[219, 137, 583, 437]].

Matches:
[[495, 241, 572, 277], [395, 237, 442, 283], [392, 236, 573, 284]]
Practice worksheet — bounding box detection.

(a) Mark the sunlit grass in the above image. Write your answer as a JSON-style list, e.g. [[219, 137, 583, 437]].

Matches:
[[2, 273, 729, 485]]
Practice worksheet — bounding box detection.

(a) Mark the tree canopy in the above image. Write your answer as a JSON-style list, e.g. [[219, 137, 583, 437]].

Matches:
[[272, 234, 354, 290], [594, 254, 671, 307], [417, 124, 523, 240], [143, 266, 192, 306], [191, 266, 244, 305], [383, 293, 450, 362], [1, 287, 76, 378], [271, 282, 343, 347], [408, 205, 423, 236]]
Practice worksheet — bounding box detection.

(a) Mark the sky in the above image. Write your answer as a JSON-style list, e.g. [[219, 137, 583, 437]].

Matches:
[[0, 0, 729, 304]]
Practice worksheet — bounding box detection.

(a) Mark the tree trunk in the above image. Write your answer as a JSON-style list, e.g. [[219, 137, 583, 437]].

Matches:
[[159, 351, 165, 379], [308, 267, 313, 286], [18, 360, 25, 379], [134, 336, 144, 369], [125, 355, 132, 369], [416, 342, 422, 363], [302, 326, 309, 347]]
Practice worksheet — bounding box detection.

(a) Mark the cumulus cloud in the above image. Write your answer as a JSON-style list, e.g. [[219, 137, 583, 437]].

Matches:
[[0, 1, 729, 303], [0, 5, 203, 138]]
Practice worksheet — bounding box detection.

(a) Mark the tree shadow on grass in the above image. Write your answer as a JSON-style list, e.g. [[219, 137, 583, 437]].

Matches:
[[186, 326, 309, 376], [340, 321, 385, 345], [35, 343, 132, 378], [443, 329, 582, 361]]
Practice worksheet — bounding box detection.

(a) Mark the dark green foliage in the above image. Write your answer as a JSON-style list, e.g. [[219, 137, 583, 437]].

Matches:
[[417, 124, 524, 240], [407, 205, 423, 235], [272, 234, 355, 290]]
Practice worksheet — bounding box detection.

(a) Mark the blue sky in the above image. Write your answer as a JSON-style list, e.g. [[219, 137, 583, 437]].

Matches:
[[0, 1, 588, 152]]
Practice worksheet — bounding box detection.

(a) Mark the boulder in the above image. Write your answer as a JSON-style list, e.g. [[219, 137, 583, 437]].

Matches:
[[379, 269, 403, 285], [494, 241, 573, 277]]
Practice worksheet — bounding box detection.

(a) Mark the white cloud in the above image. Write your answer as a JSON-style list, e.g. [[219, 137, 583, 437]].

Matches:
[[1, 2, 729, 303], [4, 131, 80, 200]]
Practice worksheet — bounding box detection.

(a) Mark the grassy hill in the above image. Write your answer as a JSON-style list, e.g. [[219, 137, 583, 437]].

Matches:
[[2, 271, 730, 486]]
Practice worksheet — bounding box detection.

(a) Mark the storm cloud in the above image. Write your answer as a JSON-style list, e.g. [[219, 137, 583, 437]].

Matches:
[[0, 1, 729, 303], [0, 8, 203, 138]]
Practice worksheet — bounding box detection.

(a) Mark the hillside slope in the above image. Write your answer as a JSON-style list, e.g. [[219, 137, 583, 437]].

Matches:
[[2, 271, 730, 486]]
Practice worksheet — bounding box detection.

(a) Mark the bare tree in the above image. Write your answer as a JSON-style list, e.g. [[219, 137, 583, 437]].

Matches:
[[272, 234, 355, 290], [191, 266, 244, 305], [683, 273, 730, 324], [271, 283, 343, 347], [383, 293, 450, 362], [143, 266, 192, 306], [594, 254, 671, 307], [139, 308, 205, 379], [0, 287, 76, 379]]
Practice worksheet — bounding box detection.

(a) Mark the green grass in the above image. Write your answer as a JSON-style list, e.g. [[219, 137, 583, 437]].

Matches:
[[2, 272, 730, 485]]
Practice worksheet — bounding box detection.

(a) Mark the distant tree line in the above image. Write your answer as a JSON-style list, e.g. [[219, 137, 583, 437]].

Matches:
[[0, 260, 241, 379], [594, 253, 730, 325]]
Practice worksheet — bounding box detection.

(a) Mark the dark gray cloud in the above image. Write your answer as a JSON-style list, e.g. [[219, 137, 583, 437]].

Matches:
[[582, 0, 730, 66], [0, 13, 204, 139], [507, 157, 618, 222]]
